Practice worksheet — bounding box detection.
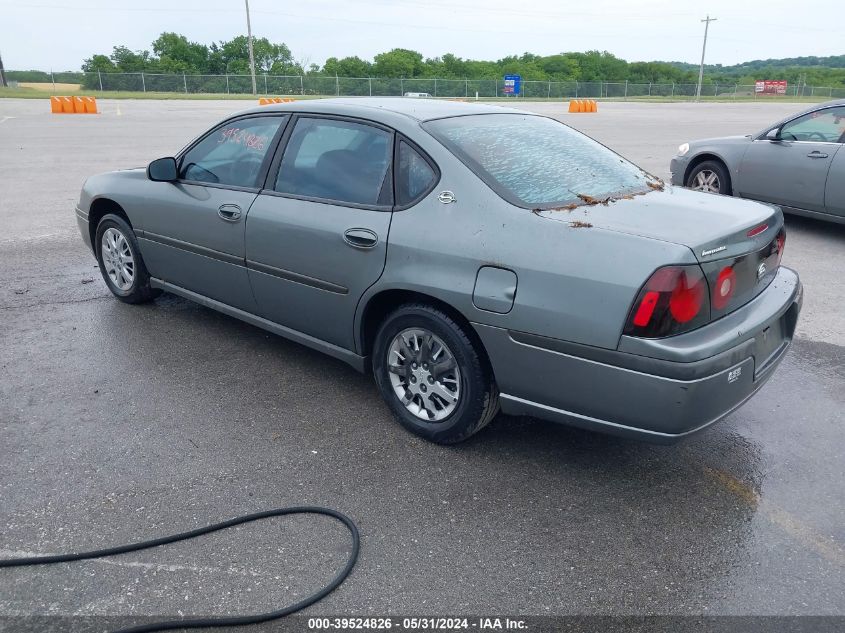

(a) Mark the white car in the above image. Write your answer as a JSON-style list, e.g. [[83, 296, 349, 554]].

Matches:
[[670, 99, 845, 224], [403, 92, 432, 98]]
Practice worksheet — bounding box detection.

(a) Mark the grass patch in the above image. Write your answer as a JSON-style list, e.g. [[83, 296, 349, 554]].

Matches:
[[17, 82, 81, 92], [0, 87, 302, 100]]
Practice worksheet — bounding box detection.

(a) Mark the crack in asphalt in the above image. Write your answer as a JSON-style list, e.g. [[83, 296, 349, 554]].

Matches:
[[0, 549, 281, 579], [0, 295, 110, 310]]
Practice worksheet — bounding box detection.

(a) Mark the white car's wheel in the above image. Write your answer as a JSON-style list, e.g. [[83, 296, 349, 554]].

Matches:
[[686, 160, 730, 195]]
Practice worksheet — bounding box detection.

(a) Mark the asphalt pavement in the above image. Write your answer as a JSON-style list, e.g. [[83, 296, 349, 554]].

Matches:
[[0, 98, 842, 625]]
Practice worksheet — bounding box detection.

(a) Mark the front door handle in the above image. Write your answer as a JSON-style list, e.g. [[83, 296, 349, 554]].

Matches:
[[217, 204, 242, 222], [807, 151, 829, 159], [343, 228, 378, 249]]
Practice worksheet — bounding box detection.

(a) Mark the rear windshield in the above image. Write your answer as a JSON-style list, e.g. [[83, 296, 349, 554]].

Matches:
[[424, 113, 653, 209]]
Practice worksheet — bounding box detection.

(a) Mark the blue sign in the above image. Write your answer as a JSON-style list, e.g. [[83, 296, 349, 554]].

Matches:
[[503, 74, 521, 96]]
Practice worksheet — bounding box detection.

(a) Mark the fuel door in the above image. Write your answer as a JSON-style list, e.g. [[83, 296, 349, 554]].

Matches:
[[473, 266, 518, 314]]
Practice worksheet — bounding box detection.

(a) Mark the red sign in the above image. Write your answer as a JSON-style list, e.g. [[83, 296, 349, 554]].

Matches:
[[755, 80, 787, 95]]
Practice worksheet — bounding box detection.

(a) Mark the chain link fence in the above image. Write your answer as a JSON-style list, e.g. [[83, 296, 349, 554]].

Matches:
[[10, 71, 845, 100]]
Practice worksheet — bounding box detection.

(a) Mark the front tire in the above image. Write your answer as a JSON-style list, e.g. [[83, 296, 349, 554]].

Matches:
[[372, 304, 499, 444], [95, 214, 160, 304], [686, 160, 730, 195]]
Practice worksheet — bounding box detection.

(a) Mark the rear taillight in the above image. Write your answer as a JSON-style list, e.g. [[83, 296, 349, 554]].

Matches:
[[624, 265, 710, 338]]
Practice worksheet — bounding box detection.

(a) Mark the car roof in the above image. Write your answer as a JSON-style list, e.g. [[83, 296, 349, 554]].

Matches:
[[239, 97, 524, 122], [792, 98, 845, 116]]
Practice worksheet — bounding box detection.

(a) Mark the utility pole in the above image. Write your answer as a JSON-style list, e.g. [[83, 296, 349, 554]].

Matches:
[[244, 0, 257, 95], [695, 15, 716, 101], [0, 51, 7, 88]]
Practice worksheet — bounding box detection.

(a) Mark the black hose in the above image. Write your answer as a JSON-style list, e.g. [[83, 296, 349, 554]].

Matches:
[[0, 506, 359, 633]]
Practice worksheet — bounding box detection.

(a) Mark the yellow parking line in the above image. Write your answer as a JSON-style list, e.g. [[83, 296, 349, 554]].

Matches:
[[704, 467, 844, 567]]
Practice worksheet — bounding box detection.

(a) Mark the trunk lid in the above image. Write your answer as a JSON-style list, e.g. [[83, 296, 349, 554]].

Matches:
[[537, 186, 785, 318], [537, 186, 782, 261]]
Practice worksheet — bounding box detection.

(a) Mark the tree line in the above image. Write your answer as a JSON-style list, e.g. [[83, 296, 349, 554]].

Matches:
[[9, 32, 845, 88]]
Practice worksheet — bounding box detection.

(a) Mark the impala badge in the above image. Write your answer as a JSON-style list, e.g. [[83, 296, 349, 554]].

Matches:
[[438, 191, 456, 204], [757, 262, 767, 280], [701, 245, 727, 257]]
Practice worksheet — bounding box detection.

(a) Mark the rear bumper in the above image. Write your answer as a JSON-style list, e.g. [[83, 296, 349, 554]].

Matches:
[[473, 267, 802, 443]]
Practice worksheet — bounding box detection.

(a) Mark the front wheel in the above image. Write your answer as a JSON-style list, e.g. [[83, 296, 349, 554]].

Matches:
[[686, 160, 730, 195], [95, 214, 160, 304], [372, 304, 499, 444]]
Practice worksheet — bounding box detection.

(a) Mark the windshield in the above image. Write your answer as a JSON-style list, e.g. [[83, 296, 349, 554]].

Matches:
[[424, 113, 655, 209]]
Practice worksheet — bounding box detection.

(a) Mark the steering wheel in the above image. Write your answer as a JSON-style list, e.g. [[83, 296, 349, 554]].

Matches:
[[806, 131, 828, 142]]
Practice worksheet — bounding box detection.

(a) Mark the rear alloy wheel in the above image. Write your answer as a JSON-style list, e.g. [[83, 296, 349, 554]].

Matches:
[[373, 304, 499, 444], [686, 160, 730, 195], [387, 328, 462, 423]]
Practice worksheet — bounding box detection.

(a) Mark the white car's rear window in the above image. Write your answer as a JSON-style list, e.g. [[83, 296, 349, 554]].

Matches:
[[424, 114, 654, 209]]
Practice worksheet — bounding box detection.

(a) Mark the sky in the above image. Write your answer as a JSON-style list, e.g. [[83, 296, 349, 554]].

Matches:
[[0, 0, 840, 72]]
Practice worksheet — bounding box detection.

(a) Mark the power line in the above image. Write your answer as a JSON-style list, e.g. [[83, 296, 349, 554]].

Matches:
[[0, 1, 838, 33], [0, 0, 697, 20], [360, 0, 698, 21], [0, 3, 701, 39]]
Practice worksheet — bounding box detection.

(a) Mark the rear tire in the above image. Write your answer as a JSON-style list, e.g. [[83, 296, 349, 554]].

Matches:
[[95, 214, 160, 304], [372, 304, 499, 444], [686, 160, 730, 195]]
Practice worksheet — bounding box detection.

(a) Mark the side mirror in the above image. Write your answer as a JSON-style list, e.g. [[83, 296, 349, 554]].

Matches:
[[147, 157, 178, 182], [765, 128, 781, 141]]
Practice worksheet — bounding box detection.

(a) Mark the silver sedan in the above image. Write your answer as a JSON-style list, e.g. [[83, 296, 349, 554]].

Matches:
[[76, 98, 802, 444], [670, 99, 845, 224]]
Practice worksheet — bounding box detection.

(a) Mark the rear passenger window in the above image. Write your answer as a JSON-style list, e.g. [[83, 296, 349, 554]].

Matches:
[[179, 116, 285, 188], [275, 118, 393, 206], [397, 141, 437, 206]]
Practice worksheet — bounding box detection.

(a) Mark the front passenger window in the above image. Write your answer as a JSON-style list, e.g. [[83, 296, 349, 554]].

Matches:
[[780, 107, 845, 143], [275, 118, 393, 206], [179, 116, 286, 188]]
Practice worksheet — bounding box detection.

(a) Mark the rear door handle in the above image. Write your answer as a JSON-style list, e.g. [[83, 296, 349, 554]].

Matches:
[[343, 228, 378, 249], [807, 151, 829, 159], [217, 204, 242, 222]]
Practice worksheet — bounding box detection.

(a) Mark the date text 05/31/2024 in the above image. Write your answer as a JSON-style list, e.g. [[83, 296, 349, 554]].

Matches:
[[307, 617, 528, 630]]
